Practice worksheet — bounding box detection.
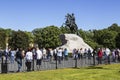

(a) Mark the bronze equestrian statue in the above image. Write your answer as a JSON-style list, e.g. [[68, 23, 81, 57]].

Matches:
[[63, 13, 79, 35]]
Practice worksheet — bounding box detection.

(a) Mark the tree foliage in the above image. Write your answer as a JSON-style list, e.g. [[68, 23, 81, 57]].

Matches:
[[60, 26, 71, 34], [32, 26, 62, 48], [115, 33, 120, 48], [93, 24, 118, 49], [9, 30, 29, 49], [0, 23, 120, 50], [108, 23, 120, 32], [100, 30, 117, 48], [78, 29, 100, 49], [0, 28, 6, 49]]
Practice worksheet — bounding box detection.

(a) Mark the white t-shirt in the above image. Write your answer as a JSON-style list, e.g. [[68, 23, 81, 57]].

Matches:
[[50, 50, 54, 56], [25, 51, 33, 61], [11, 50, 16, 57], [36, 49, 43, 59], [43, 49, 46, 55], [57, 49, 62, 57], [105, 48, 111, 56]]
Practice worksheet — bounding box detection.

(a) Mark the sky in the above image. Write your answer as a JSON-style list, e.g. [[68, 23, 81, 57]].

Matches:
[[0, 0, 120, 31]]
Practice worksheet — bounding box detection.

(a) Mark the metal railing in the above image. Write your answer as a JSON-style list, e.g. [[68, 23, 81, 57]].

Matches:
[[0, 55, 119, 73]]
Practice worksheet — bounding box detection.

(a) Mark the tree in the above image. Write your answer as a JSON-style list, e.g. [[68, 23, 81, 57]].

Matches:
[[78, 29, 99, 49], [32, 28, 44, 47], [32, 26, 62, 48], [115, 33, 120, 48], [101, 30, 117, 48], [108, 23, 120, 32], [94, 29, 117, 48], [60, 26, 71, 34], [25, 31, 34, 47], [93, 30, 104, 45], [9, 30, 29, 49], [5, 29, 13, 48], [0, 28, 6, 49]]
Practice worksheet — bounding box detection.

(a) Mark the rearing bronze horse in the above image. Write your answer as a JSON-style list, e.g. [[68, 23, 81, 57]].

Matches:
[[64, 13, 78, 33]]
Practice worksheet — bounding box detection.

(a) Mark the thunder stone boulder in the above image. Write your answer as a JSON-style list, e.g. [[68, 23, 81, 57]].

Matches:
[[59, 34, 93, 53]]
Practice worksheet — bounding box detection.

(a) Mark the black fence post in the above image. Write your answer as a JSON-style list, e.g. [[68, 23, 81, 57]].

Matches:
[[32, 59, 34, 71], [75, 55, 77, 68], [93, 54, 95, 66], [55, 54, 58, 69], [1, 56, 8, 73]]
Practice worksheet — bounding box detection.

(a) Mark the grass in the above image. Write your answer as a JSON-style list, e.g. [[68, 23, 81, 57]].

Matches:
[[0, 64, 120, 80]]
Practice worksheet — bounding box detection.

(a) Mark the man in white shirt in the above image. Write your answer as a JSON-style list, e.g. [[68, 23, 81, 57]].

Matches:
[[36, 47, 43, 70], [105, 48, 111, 64], [57, 48, 62, 64], [42, 48, 47, 61]]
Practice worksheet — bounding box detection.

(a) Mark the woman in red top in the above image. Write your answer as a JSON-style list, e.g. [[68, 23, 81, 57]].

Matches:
[[98, 48, 103, 64]]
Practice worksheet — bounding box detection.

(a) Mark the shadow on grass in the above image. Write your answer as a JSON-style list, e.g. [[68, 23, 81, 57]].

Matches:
[[71, 65, 110, 70], [71, 66, 104, 69], [86, 66, 110, 70], [73, 66, 110, 69], [72, 67, 80, 69], [86, 66, 104, 69]]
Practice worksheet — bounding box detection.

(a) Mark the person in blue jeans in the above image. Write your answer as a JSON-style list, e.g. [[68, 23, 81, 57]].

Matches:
[[15, 48, 23, 72]]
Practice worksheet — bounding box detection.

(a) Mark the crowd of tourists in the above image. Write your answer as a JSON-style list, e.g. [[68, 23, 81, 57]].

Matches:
[[0, 47, 68, 72], [72, 47, 120, 64], [0, 47, 120, 72]]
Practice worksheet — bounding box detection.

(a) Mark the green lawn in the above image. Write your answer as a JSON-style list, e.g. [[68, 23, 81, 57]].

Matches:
[[0, 64, 120, 80]]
